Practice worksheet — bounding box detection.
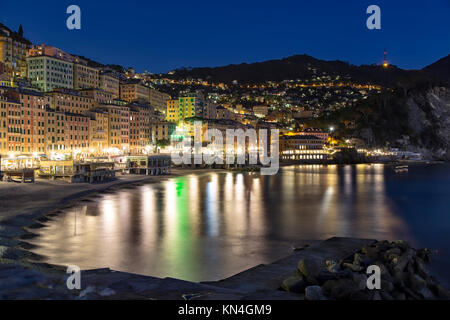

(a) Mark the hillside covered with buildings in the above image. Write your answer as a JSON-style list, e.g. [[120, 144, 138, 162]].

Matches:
[[1, 21, 449, 164]]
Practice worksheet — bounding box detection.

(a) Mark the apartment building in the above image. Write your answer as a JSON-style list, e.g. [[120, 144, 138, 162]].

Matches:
[[166, 92, 205, 123], [45, 108, 67, 153], [64, 113, 90, 152], [47, 88, 96, 114], [27, 55, 74, 92], [148, 88, 170, 113], [86, 109, 109, 153], [99, 104, 122, 150], [79, 88, 114, 104], [0, 23, 31, 77], [73, 63, 99, 89], [120, 82, 149, 103], [99, 72, 120, 98], [152, 121, 176, 142], [0, 93, 22, 155]]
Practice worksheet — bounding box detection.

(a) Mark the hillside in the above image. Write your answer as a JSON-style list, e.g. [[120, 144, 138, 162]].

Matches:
[[311, 84, 450, 160], [423, 55, 450, 84], [167, 54, 432, 86]]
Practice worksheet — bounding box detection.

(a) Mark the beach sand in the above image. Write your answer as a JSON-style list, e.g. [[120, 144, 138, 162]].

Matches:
[[0, 169, 213, 224]]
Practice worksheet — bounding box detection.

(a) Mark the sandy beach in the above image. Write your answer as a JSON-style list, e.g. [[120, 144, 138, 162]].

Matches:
[[0, 169, 215, 225]]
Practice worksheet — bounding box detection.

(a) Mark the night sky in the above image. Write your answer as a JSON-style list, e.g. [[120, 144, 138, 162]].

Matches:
[[1, 0, 449, 73]]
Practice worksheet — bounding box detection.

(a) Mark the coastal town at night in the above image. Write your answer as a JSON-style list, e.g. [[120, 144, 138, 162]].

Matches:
[[1, 0, 450, 310]]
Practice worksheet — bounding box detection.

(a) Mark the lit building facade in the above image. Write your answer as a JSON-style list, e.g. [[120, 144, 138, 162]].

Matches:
[[99, 72, 120, 98], [166, 92, 205, 123], [280, 135, 328, 161], [0, 24, 31, 77], [120, 82, 149, 103], [27, 55, 74, 92], [148, 88, 170, 113], [73, 63, 99, 89]]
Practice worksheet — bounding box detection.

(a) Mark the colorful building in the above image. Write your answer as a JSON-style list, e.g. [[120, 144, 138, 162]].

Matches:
[[27, 55, 74, 92], [73, 63, 100, 89], [0, 23, 31, 78]]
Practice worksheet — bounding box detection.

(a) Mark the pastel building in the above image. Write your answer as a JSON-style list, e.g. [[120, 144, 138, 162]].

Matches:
[[0, 23, 31, 77], [27, 55, 74, 92], [73, 63, 99, 89]]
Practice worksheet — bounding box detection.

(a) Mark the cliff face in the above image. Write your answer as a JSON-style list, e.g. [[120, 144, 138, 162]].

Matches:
[[403, 87, 450, 160], [342, 86, 450, 160]]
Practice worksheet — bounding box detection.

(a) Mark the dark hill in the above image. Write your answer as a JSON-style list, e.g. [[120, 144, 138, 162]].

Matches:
[[167, 54, 430, 86], [423, 54, 450, 84]]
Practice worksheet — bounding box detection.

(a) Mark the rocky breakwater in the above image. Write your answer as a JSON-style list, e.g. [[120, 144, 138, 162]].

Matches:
[[281, 240, 450, 300]]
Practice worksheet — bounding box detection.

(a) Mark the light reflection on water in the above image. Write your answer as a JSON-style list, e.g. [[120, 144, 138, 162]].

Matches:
[[29, 164, 450, 283]]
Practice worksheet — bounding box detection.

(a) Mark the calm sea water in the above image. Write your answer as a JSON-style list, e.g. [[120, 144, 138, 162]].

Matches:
[[30, 164, 450, 284]]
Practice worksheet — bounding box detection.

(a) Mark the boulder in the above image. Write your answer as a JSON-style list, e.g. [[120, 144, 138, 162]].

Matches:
[[383, 248, 402, 261], [305, 286, 327, 301], [298, 259, 323, 281], [281, 275, 306, 294], [391, 240, 411, 252], [414, 257, 429, 278], [362, 246, 380, 260], [380, 290, 394, 300], [353, 253, 374, 267], [352, 273, 368, 291], [328, 278, 358, 300], [392, 291, 406, 300], [417, 248, 431, 262], [326, 260, 342, 273], [381, 280, 394, 292], [342, 263, 363, 272], [408, 274, 426, 292]]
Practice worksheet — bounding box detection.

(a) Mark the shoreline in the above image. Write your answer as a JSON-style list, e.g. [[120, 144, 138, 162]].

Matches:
[[0, 168, 227, 263], [1, 164, 449, 299]]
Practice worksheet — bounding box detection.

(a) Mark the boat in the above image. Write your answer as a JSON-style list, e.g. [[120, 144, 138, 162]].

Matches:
[[394, 165, 409, 174]]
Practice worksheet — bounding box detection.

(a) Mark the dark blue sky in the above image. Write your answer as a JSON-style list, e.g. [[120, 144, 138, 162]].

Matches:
[[1, 0, 449, 73]]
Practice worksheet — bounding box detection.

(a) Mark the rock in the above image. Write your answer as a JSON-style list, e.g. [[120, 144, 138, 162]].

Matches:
[[326, 260, 341, 273], [353, 253, 374, 267], [352, 274, 368, 291], [372, 291, 382, 300], [298, 259, 323, 281], [351, 290, 373, 300], [429, 283, 450, 299], [381, 280, 394, 292], [408, 274, 426, 292], [391, 240, 411, 252], [374, 241, 391, 252], [392, 291, 406, 300], [281, 275, 306, 294], [328, 279, 358, 300], [380, 290, 394, 300], [383, 248, 402, 261], [322, 280, 338, 293], [417, 248, 431, 262], [414, 257, 430, 278], [316, 269, 352, 284], [342, 263, 363, 272], [305, 286, 327, 301], [362, 246, 379, 260], [403, 287, 422, 300], [79, 286, 96, 298], [392, 250, 414, 274], [417, 287, 435, 300], [99, 288, 116, 297]]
